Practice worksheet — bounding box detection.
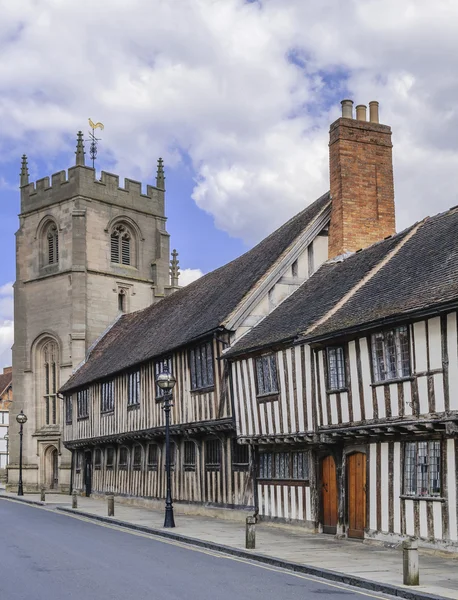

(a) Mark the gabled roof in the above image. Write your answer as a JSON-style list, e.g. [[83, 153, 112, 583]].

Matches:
[[60, 192, 331, 393], [224, 226, 414, 358], [303, 207, 458, 342], [0, 370, 12, 397], [226, 206, 458, 358]]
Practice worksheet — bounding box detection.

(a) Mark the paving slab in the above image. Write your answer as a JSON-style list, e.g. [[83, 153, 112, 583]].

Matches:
[[1, 491, 457, 600]]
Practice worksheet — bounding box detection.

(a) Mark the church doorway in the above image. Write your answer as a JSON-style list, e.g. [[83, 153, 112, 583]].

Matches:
[[44, 445, 59, 489]]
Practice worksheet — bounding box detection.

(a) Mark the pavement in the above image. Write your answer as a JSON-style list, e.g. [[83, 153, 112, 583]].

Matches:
[[1, 490, 458, 600]]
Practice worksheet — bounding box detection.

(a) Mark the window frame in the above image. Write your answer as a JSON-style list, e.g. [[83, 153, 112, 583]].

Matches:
[[110, 223, 134, 267], [205, 439, 221, 472], [119, 446, 129, 470], [94, 448, 102, 470], [127, 370, 141, 407], [403, 440, 442, 499], [371, 325, 411, 384], [183, 441, 197, 472], [189, 341, 214, 392], [101, 380, 114, 414], [77, 388, 89, 420], [133, 444, 143, 471], [254, 353, 279, 399], [258, 450, 310, 483], [232, 439, 250, 472], [46, 222, 59, 266], [326, 345, 347, 392], [65, 395, 73, 425], [106, 447, 115, 470], [147, 443, 159, 471]]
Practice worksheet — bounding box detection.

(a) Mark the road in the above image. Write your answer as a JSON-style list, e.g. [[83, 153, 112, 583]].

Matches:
[[0, 499, 395, 600]]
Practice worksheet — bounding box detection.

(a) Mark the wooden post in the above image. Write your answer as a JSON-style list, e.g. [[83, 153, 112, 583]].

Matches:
[[107, 494, 114, 517], [403, 538, 419, 586], [40, 487, 46, 502], [72, 491, 78, 509], [246, 516, 256, 549]]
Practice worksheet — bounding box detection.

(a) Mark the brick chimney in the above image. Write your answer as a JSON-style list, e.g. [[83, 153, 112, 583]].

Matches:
[[328, 100, 396, 259]]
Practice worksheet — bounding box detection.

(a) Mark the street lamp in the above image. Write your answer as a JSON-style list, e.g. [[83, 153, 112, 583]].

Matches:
[[156, 367, 177, 528], [16, 410, 27, 496], [3, 431, 8, 482]]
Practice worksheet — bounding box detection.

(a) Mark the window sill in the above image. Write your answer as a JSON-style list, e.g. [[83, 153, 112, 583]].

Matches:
[[184, 466, 197, 472], [100, 410, 114, 416], [77, 416, 89, 421], [257, 393, 279, 403], [190, 386, 215, 395], [110, 262, 138, 271], [371, 376, 414, 388], [65, 421, 73, 426], [127, 403, 140, 411], [147, 466, 158, 471], [232, 464, 250, 472], [326, 387, 348, 395], [400, 495, 445, 503]]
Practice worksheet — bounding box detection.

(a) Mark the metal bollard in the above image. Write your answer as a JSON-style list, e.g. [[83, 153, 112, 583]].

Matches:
[[72, 491, 78, 509], [403, 538, 419, 586], [40, 487, 46, 502], [107, 494, 114, 517], [246, 515, 256, 549]]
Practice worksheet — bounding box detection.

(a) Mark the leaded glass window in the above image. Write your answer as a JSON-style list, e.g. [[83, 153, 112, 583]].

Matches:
[[404, 441, 441, 497], [255, 353, 279, 397], [119, 447, 128, 470], [184, 441, 196, 472], [101, 380, 114, 413], [127, 371, 140, 406], [147, 444, 158, 471], [190, 342, 214, 391], [232, 440, 250, 472], [258, 450, 309, 481], [155, 357, 173, 399], [205, 439, 221, 471], [371, 326, 410, 382], [94, 449, 102, 470], [65, 395, 73, 425], [133, 445, 142, 470], [106, 447, 115, 470], [77, 388, 89, 419], [327, 346, 346, 390]]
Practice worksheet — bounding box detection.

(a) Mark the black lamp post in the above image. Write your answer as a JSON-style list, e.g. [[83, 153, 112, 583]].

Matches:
[[16, 410, 27, 496], [156, 367, 177, 528], [3, 431, 8, 482]]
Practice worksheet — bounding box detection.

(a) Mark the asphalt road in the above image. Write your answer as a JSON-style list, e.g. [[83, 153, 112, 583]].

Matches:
[[0, 499, 395, 600]]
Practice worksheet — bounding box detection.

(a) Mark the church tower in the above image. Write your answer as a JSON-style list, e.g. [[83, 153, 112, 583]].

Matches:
[[8, 134, 177, 492]]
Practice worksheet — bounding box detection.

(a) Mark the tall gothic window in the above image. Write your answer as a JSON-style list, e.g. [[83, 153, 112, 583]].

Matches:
[[46, 223, 59, 265], [43, 341, 58, 425], [111, 224, 131, 265]]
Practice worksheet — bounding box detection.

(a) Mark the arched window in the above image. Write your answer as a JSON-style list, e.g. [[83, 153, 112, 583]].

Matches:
[[118, 289, 126, 312], [42, 340, 59, 425], [47, 223, 59, 265], [111, 224, 131, 265]]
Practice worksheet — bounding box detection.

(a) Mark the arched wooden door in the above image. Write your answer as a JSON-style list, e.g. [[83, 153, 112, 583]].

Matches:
[[347, 452, 366, 539], [51, 449, 59, 489], [321, 455, 338, 534]]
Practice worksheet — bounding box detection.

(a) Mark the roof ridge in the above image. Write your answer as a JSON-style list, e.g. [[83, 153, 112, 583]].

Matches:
[[301, 218, 427, 340]]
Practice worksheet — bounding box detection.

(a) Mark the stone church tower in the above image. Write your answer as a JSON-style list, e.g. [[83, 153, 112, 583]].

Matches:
[[8, 134, 177, 492]]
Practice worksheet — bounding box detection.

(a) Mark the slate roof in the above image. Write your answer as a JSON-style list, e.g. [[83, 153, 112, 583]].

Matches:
[[224, 227, 413, 357], [303, 207, 458, 342], [60, 192, 331, 393], [0, 370, 12, 396]]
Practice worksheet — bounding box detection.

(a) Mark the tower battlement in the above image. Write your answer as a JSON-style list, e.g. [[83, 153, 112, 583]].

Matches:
[[20, 133, 166, 217], [21, 166, 165, 216]]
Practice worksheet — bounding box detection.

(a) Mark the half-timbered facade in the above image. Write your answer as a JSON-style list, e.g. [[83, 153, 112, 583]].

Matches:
[[227, 205, 458, 551], [60, 189, 332, 511]]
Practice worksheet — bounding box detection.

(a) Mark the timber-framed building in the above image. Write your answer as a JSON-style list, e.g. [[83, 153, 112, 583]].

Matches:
[[59, 100, 458, 552]]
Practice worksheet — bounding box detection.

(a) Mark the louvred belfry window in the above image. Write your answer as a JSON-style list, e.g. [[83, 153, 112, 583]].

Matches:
[[47, 224, 59, 265], [111, 224, 131, 266]]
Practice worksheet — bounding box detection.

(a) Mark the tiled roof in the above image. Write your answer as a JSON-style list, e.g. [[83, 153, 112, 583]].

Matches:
[[60, 192, 331, 393], [224, 227, 414, 357], [304, 208, 458, 342], [0, 370, 12, 396]]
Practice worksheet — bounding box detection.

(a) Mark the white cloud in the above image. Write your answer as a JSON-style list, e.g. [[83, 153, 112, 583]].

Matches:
[[0, 0, 458, 247], [0, 282, 13, 368], [180, 268, 204, 287]]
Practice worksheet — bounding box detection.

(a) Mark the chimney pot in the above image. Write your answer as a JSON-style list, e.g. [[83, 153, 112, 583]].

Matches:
[[369, 100, 379, 123], [356, 104, 367, 121], [341, 99, 354, 119]]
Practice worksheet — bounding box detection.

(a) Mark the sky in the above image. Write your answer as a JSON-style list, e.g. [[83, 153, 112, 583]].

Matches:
[[1, 0, 458, 368]]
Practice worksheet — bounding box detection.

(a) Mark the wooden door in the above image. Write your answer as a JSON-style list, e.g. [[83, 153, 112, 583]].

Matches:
[[347, 452, 366, 539], [84, 451, 92, 497], [321, 455, 338, 534]]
